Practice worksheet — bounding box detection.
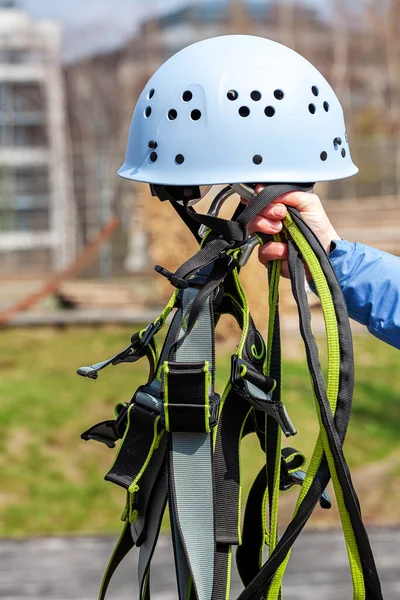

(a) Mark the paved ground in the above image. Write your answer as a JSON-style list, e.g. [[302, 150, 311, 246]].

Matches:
[[0, 529, 398, 599]]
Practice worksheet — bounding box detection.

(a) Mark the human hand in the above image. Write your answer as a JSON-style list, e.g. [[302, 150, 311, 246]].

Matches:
[[246, 185, 340, 278]]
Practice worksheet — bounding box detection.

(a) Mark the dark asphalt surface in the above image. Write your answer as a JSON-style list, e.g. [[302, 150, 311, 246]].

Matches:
[[0, 529, 398, 599]]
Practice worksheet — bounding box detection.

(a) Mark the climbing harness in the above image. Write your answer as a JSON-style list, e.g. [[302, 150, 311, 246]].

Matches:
[[77, 36, 382, 599]]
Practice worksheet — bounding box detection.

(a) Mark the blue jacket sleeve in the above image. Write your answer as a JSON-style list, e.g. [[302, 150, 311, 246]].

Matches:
[[328, 240, 400, 349]]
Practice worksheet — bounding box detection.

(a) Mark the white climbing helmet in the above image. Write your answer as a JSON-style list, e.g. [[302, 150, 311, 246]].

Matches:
[[118, 35, 357, 185]]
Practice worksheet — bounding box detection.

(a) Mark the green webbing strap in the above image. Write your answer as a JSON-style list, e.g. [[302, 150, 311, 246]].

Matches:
[[266, 213, 381, 600], [237, 211, 382, 600], [265, 252, 282, 565]]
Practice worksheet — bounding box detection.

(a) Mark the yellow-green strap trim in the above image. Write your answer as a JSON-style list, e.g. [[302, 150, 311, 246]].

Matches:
[[267, 214, 365, 600], [265, 253, 282, 559]]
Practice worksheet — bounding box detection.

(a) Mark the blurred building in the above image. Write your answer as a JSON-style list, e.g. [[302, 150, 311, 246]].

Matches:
[[0, 1, 75, 275]]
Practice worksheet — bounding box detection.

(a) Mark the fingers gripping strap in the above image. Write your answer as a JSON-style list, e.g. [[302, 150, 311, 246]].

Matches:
[[236, 184, 313, 227]]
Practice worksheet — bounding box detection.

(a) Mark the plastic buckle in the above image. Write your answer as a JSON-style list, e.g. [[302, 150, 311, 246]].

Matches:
[[209, 392, 221, 427], [134, 385, 163, 414], [231, 355, 296, 437], [154, 265, 189, 289], [138, 319, 162, 349], [231, 354, 246, 387], [77, 321, 161, 381], [80, 402, 129, 448], [280, 464, 332, 510]]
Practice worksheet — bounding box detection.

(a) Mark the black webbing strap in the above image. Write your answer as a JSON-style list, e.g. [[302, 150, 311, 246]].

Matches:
[[99, 456, 167, 600], [137, 462, 168, 600], [105, 404, 162, 490], [161, 184, 314, 294], [132, 435, 168, 546], [214, 388, 254, 545], [99, 522, 134, 600], [236, 467, 268, 587], [212, 546, 231, 600], [236, 184, 313, 227], [168, 199, 202, 243], [163, 361, 213, 433]]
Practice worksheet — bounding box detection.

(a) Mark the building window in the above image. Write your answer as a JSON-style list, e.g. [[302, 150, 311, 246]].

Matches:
[[0, 82, 47, 147], [0, 166, 50, 231]]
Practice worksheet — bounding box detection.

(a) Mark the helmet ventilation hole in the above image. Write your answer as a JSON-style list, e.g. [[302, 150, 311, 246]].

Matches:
[[191, 109, 202, 121], [150, 151, 158, 162], [175, 154, 185, 165], [308, 103, 316, 114], [148, 140, 157, 149], [312, 86, 319, 96], [227, 89, 239, 101], [239, 106, 250, 117], [264, 106, 275, 117], [168, 109, 178, 120], [333, 137, 342, 147], [324, 101, 330, 112], [274, 89, 284, 100], [144, 106, 152, 118], [182, 90, 193, 102], [341, 148, 346, 158], [147, 88, 155, 99], [320, 151, 328, 161], [253, 154, 263, 165], [250, 90, 262, 101]]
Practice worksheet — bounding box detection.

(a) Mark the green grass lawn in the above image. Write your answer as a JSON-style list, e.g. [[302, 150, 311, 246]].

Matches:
[[0, 325, 398, 537]]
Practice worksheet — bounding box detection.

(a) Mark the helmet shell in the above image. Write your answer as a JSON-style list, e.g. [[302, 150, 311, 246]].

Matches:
[[119, 35, 357, 185]]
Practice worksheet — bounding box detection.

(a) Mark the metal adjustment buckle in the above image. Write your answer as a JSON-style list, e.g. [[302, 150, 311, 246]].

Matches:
[[238, 234, 274, 267]]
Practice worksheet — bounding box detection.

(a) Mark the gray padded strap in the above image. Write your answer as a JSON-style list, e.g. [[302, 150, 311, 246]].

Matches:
[[169, 287, 215, 600]]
